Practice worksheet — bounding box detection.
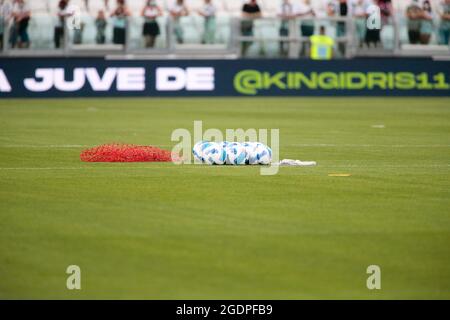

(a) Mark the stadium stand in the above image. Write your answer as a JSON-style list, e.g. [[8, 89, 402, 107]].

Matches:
[[1, 0, 449, 57]]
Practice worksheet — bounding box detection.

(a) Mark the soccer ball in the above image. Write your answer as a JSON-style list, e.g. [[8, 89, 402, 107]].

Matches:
[[243, 142, 258, 165], [225, 142, 247, 165], [243, 142, 257, 164], [192, 140, 208, 163], [222, 141, 231, 148], [193, 141, 226, 165], [246, 142, 272, 165], [203, 142, 227, 165]]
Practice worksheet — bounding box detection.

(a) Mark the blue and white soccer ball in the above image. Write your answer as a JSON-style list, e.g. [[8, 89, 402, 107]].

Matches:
[[222, 141, 231, 148], [193, 141, 226, 165], [192, 140, 208, 163], [245, 142, 272, 165], [203, 142, 227, 165], [225, 142, 247, 165], [243, 142, 257, 164]]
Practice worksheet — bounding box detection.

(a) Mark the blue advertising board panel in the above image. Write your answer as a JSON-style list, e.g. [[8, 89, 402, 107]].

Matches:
[[0, 57, 449, 97]]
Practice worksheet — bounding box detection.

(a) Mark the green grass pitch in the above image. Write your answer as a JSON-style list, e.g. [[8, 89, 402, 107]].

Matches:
[[0, 97, 449, 299]]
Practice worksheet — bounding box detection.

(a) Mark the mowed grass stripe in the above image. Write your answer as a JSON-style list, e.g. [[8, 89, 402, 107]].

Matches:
[[0, 98, 449, 299]]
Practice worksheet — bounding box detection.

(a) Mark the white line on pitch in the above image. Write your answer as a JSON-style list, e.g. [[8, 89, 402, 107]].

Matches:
[[0, 167, 164, 170], [0, 145, 88, 148], [0, 164, 449, 171], [0, 145, 172, 148], [291, 144, 450, 148], [1, 144, 449, 149]]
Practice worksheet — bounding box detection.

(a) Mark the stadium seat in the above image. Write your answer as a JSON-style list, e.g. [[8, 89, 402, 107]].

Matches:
[[6, 0, 448, 54], [259, 0, 280, 16], [28, 13, 56, 49], [28, 0, 49, 13]]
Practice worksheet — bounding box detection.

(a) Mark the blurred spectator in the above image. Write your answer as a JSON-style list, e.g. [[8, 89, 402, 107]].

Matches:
[[378, 0, 392, 25], [277, 0, 296, 57], [310, 0, 327, 18], [297, 0, 315, 57], [310, 25, 334, 59], [439, 0, 450, 45], [406, 0, 423, 44], [197, 0, 216, 44], [336, 0, 349, 56], [241, 0, 261, 56], [54, 0, 71, 49], [377, 0, 393, 47], [73, 22, 85, 45], [0, 0, 12, 50], [142, 0, 162, 48], [10, 0, 30, 49], [365, 0, 381, 47], [420, 0, 434, 44], [326, 0, 336, 16], [95, 10, 107, 44], [336, 0, 349, 34], [170, 0, 189, 44], [351, 0, 368, 48], [111, 0, 130, 45]]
